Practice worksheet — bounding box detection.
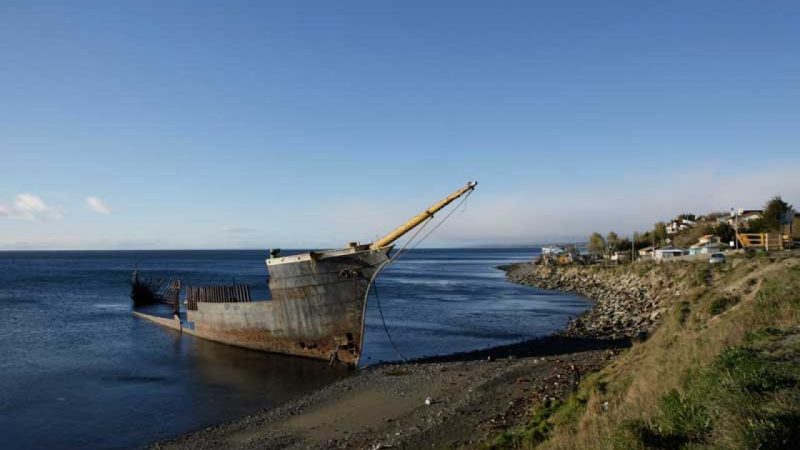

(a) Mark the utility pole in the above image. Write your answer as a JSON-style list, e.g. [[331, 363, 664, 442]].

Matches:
[[631, 233, 635, 263]]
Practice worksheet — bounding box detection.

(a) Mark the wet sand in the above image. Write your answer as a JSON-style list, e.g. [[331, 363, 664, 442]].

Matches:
[[152, 333, 627, 449]]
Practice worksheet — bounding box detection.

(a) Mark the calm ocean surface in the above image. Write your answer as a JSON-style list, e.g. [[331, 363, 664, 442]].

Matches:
[[0, 248, 590, 449]]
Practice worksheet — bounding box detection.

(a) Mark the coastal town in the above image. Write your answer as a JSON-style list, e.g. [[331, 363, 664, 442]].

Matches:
[[539, 195, 798, 266]]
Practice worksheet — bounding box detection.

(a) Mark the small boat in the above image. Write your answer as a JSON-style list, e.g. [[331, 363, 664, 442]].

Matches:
[[134, 181, 477, 366]]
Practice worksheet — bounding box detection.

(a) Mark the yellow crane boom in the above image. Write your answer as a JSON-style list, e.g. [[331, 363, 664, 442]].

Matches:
[[370, 181, 477, 250]]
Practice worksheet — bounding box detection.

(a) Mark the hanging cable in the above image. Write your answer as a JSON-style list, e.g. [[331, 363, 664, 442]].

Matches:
[[365, 189, 473, 363], [370, 281, 408, 362]]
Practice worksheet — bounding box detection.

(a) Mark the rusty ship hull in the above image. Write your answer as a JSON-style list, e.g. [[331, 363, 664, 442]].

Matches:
[[136, 246, 391, 365]]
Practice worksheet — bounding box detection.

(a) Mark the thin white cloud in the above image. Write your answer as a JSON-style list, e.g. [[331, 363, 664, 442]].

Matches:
[[220, 226, 259, 234], [86, 196, 112, 215], [0, 193, 63, 221]]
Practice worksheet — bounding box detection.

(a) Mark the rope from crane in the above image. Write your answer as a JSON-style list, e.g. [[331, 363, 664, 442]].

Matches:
[[365, 189, 474, 363]]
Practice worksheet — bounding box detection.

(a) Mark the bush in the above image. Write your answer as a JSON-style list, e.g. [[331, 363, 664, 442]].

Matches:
[[694, 266, 711, 287], [676, 301, 691, 325], [708, 296, 738, 316]]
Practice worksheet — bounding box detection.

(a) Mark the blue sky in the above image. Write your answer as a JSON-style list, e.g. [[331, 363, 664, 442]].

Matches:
[[1, 1, 798, 249]]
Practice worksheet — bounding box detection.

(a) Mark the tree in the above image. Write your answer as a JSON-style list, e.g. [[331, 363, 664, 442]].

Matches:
[[713, 222, 736, 244], [588, 232, 606, 256], [653, 222, 668, 247], [634, 231, 653, 250], [745, 217, 767, 233], [763, 195, 793, 232], [606, 232, 619, 252], [705, 211, 728, 221]]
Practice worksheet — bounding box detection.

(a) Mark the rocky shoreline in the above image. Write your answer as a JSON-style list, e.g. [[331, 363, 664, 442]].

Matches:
[[504, 262, 665, 340]]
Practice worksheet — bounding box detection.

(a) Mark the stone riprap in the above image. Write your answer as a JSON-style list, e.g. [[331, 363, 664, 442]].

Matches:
[[505, 263, 668, 340]]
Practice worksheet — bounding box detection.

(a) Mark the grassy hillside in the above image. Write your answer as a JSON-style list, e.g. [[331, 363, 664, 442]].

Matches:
[[489, 253, 800, 450]]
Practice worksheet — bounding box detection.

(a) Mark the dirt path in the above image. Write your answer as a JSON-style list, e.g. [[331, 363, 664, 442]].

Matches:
[[153, 338, 620, 450]]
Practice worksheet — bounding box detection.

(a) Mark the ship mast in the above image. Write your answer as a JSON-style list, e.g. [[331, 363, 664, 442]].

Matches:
[[370, 181, 477, 250]]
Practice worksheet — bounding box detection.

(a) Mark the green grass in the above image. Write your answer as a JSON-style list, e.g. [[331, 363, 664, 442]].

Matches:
[[624, 335, 800, 449], [756, 277, 800, 312], [743, 327, 784, 344], [483, 375, 597, 450], [484, 402, 562, 449], [625, 389, 711, 449]]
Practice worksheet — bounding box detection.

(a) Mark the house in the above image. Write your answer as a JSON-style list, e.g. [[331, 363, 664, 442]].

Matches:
[[541, 246, 565, 256], [697, 235, 721, 245], [727, 209, 763, 227], [575, 246, 592, 259], [740, 210, 763, 222], [688, 242, 721, 256], [688, 235, 723, 255], [638, 246, 655, 257], [610, 251, 630, 262], [667, 218, 695, 235], [654, 247, 687, 261]]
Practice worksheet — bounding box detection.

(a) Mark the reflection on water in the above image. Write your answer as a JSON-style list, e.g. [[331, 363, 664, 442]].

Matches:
[[187, 333, 348, 394]]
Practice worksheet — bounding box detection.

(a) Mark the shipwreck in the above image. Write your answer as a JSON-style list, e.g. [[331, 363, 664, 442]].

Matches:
[[133, 181, 477, 366]]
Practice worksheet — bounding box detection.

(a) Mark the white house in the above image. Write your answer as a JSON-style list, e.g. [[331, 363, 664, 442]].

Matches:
[[654, 247, 687, 261], [667, 219, 695, 235], [697, 235, 721, 245], [610, 251, 630, 262], [727, 209, 763, 227], [541, 246, 565, 256], [688, 242, 721, 256]]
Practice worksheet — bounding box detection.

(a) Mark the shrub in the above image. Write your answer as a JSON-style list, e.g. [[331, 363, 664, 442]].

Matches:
[[676, 301, 691, 325], [708, 296, 738, 316], [694, 266, 711, 287]]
